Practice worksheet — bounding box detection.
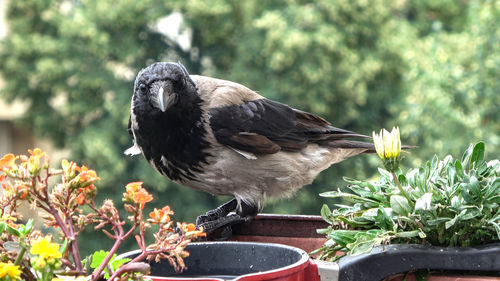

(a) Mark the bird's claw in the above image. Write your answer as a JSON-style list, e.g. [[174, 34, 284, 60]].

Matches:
[[196, 213, 247, 240]]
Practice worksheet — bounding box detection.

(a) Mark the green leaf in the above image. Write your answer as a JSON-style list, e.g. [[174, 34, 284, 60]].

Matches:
[[22, 219, 34, 235], [3, 241, 21, 252], [470, 142, 485, 168], [90, 250, 113, 269], [485, 178, 500, 199], [426, 218, 450, 226], [415, 193, 433, 212], [390, 195, 412, 215], [320, 190, 379, 206], [7, 225, 20, 236], [445, 216, 457, 229], [320, 204, 332, 224], [60, 239, 69, 254], [455, 160, 465, 178], [349, 240, 376, 256], [378, 168, 393, 180], [395, 230, 421, 238], [328, 230, 360, 247], [90, 250, 130, 279], [0, 222, 6, 233], [110, 257, 131, 273], [374, 206, 394, 230], [461, 143, 474, 169], [489, 222, 500, 241], [317, 227, 330, 235]]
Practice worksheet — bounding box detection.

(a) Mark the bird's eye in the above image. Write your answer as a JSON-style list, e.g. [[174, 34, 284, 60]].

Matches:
[[138, 84, 148, 94]]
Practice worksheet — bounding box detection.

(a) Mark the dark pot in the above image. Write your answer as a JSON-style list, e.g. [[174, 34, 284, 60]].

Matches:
[[337, 243, 500, 281], [119, 241, 320, 281]]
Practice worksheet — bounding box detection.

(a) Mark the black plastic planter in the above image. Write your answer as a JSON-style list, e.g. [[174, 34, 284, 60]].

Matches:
[[337, 243, 500, 281], [118, 241, 320, 281]]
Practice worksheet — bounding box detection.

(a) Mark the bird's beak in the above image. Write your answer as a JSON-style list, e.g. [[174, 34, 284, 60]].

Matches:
[[153, 86, 177, 112]]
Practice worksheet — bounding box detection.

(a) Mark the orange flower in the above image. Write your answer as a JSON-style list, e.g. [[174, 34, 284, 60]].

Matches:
[[149, 206, 174, 224], [17, 185, 29, 199], [133, 189, 153, 209], [77, 165, 100, 185], [185, 223, 196, 232], [2, 182, 15, 197], [178, 222, 206, 237], [126, 182, 143, 193], [75, 193, 86, 205], [0, 154, 17, 172], [0, 174, 5, 181], [123, 181, 143, 202]]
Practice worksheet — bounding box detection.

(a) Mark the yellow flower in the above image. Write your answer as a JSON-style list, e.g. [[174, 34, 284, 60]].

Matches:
[[0, 262, 22, 280], [30, 236, 62, 260], [373, 127, 401, 159]]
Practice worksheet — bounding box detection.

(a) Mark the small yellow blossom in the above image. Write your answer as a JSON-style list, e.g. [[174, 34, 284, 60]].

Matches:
[[373, 127, 401, 160], [373, 127, 402, 172], [30, 236, 62, 260], [0, 262, 22, 280]]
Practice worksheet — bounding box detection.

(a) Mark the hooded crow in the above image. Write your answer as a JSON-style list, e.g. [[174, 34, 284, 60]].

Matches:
[[126, 62, 376, 235]]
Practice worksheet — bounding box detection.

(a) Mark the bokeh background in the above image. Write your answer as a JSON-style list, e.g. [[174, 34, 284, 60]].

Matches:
[[0, 0, 499, 255]]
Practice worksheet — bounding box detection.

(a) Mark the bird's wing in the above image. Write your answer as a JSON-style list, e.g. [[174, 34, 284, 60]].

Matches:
[[209, 97, 369, 155]]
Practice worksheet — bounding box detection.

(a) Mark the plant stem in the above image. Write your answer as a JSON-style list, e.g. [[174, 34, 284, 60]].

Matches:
[[391, 171, 414, 208], [14, 242, 27, 265], [91, 233, 123, 281]]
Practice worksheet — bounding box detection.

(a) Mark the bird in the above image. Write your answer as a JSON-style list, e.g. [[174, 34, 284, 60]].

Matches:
[[126, 62, 376, 236]]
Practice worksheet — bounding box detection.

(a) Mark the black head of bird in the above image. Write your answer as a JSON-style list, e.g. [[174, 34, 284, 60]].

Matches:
[[127, 62, 377, 237]]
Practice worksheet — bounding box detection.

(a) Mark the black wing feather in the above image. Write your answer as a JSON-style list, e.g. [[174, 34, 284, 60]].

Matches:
[[210, 98, 369, 154]]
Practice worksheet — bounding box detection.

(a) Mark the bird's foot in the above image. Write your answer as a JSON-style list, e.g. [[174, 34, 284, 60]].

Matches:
[[196, 198, 238, 225], [197, 214, 248, 240]]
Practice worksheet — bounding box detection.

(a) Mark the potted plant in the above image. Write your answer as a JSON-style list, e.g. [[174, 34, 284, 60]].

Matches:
[[315, 128, 500, 280], [0, 149, 205, 281]]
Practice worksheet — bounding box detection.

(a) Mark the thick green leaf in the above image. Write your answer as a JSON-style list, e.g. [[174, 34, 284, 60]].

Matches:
[[470, 142, 485, 168], [3, 241, 21, 252], [489, 222, 500, 241], [390, 195, 411, 215], [455, 160, 465, 178], [349, 239, 377, 256], [445, 216, 457, 229], [374, 206, 394, 230], [415, 193, 433, 212], [328, 230, 360, 246], [426, 218, 451, 226], [461, 143, 474, 169], [395, 230, 421, 238], [320, 204, 332, 224]]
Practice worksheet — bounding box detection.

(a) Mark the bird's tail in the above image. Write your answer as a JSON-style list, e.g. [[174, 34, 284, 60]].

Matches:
[[326, 139, 376, 153], [326, 139, 415, 154]]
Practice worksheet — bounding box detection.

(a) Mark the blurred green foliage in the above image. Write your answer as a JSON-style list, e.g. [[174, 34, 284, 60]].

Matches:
[[0, 0, 499, 253]]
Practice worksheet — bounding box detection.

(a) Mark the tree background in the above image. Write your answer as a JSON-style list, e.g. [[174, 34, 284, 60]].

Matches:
[[0, 0, 498, 255]]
